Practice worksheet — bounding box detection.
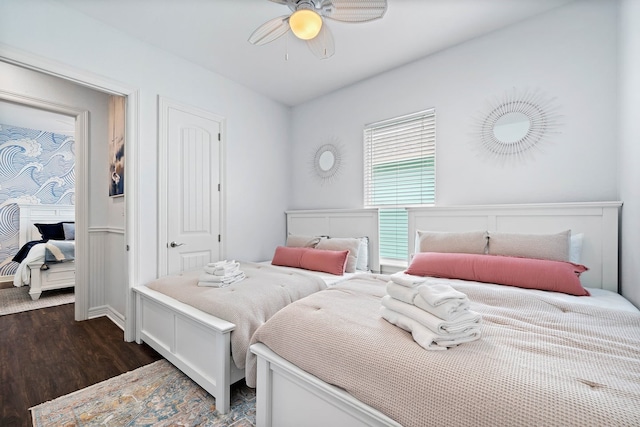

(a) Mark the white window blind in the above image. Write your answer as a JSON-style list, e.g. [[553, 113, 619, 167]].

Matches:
[[364, 109, 436, 261]]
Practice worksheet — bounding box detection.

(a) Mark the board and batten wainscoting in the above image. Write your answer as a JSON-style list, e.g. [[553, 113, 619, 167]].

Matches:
[[88, 226, 127, 327]]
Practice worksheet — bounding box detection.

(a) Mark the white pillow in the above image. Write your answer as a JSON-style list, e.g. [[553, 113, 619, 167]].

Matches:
[[570, 233, 584, 264], [356, 237, 369, 272]]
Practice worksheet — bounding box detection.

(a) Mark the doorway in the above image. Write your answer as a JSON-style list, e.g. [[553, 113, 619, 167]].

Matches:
[[0, 55, 139, 340]]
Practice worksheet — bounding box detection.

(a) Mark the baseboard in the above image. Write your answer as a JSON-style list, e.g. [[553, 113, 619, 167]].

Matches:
[[89, 305, 125, 330]]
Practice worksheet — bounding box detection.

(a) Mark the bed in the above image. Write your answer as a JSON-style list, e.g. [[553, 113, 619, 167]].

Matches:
[[249, 201, 640, 427], [133, 208, 380, 414], [12, 204, 75, 301]]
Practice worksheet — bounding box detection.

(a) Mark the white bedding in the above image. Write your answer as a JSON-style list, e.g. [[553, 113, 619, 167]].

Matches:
[[391, 272, 640, 313], [12, 242, 76, 287], [258, 260, 358, 286], [249, 274, 640, 426], [13, 243, 46, 287]]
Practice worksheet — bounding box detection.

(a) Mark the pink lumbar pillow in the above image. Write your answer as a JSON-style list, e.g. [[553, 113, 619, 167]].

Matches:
[[405, 252, 590, 296], [271, 246, 348, 275]]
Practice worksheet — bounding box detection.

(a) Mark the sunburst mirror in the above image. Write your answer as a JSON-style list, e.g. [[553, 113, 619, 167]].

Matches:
[[473, 88, 562, 161], [311, 137, 343, 185]]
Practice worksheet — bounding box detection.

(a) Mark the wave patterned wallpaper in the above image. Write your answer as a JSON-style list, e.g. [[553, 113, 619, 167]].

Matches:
[[0, 123, 75, 277]]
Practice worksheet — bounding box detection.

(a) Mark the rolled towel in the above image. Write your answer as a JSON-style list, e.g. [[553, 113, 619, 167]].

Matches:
[[381, 295, 481, 335], [380, 307, 481, 350], [386, 281, 419, 305], [390, 272, 427, 288], [417, 282, 468, 307]]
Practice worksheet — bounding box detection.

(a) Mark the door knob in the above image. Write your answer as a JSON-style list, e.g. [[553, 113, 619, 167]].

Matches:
[[169, 241, 185, 248]]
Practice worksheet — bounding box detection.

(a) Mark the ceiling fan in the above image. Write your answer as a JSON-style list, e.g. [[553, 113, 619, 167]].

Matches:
[[248, 0, 388, 59]]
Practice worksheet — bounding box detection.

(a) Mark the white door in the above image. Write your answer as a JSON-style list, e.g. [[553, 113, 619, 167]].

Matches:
[[164, 102, 222, 275]]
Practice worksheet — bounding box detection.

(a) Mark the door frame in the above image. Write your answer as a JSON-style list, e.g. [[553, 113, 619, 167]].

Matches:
[[0, 90, 89, 320], [157, 96, 226, 277], [0, 44, 140, 341]]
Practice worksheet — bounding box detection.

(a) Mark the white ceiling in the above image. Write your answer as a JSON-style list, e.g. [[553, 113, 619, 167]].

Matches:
[[57, 0, 574, 106]]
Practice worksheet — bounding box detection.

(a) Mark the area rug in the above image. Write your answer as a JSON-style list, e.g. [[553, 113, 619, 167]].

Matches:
[[0, 286, 74, 316], [30, 359, 256, 427]]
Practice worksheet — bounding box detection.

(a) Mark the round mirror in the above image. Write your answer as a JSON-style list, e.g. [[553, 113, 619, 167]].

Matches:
[[318, 150, 335, 171], [312, 142, 342, 184], [493, 112, 531, 144]]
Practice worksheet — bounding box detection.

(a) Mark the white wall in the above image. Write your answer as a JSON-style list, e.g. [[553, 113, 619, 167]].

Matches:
[[0, 0, 292, 290], [290, 0, 640, 302], [618, 0, 640, 308], [290, 1, 619, 210]]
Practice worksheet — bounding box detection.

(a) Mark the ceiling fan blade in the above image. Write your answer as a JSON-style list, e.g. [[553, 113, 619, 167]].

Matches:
[[320, 0, 387, 23], [306, 22, 335, 59], [248, 15, 291, 46]]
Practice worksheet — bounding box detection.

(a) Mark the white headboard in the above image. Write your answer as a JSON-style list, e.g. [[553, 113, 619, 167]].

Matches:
[[18, 203, 75, 247], [286, 209, 380, 273], [407, 202, 622, 292]]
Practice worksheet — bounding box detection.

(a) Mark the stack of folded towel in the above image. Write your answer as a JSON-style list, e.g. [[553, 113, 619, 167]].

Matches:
[[380, 274, 481, 350], [198, 260, 245, 287]]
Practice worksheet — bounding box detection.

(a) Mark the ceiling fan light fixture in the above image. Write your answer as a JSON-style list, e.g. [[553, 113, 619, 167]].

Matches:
[[289, 9, 323, 40]]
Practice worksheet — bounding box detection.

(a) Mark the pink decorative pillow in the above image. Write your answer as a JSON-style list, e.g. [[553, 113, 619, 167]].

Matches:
[[405, 252, 590, 296], [271, 246, 348, 275]]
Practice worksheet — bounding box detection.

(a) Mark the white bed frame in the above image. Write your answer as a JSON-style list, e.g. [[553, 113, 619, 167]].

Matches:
[[17, 203, 76, 301], [252, 201, 623, 427], [134, 208, 379, 414]]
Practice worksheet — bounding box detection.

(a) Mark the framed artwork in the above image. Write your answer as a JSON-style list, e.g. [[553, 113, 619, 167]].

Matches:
[[109, 95, 125, 197]]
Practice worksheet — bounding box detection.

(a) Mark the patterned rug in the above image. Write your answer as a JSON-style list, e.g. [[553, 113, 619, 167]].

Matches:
[[30, 359, 256, 426], [0, 286, 74, 316]]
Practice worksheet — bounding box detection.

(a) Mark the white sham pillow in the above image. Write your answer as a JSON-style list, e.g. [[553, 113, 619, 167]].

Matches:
[[414, 230, 488, 255], [316, 237, 361, 273], [488, 230, 571, 262], [570, 233, 584, 264], [286, 234, 322, 248], [356, 236, 369, 272]]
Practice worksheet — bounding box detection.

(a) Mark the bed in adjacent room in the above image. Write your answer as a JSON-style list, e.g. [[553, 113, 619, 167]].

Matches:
[[248, 201, 640, 427], [133, 208, 380, 414], [12, 204, 75, 301]]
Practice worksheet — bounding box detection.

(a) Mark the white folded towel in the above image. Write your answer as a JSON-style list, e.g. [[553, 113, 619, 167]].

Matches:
[[390, 273, 428, 288], [198, 271, 246, 287], [387, 280, 470, 321], [380, 307, 481, 350], [413, 294, 470, 321], [381, 295, 481, 334], [199, 270, 244, 282], [204, 262, 240, 276], [417, 282, 469, 307], [198, 280, 231, 288], [386, 281, 418, 305]]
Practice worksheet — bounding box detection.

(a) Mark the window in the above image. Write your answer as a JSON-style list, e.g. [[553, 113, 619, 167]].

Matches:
[[364, 109, 436, 262]]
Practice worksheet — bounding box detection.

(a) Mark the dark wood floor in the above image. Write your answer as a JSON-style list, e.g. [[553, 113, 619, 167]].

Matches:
[[0, 303, 162, 427]]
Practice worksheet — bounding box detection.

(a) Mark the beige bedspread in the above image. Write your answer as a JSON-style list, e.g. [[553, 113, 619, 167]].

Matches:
[[146, 261, 326, 369], [247, 274, 640, 426]]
